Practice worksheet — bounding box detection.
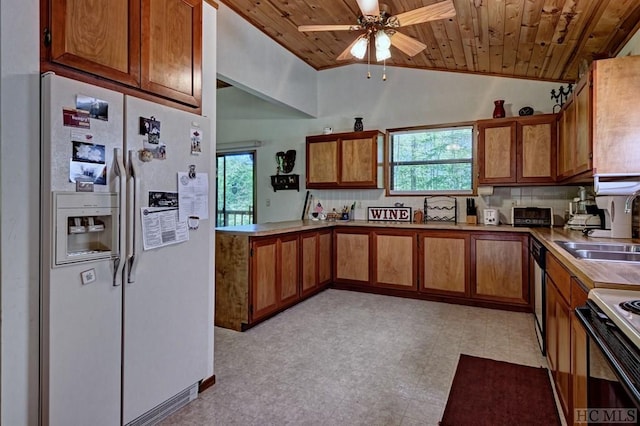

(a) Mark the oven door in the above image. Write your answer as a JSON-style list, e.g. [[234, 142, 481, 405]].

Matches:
[[576, 303, 640, 424]]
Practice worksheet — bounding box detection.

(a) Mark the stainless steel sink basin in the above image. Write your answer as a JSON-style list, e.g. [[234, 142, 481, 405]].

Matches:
[[555, 241, 640, 263]]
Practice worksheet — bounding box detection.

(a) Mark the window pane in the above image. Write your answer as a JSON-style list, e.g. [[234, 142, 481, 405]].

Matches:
[[392, 128, 472, 162], [392, 163, 472, 192], [389, 125, 474, 194]]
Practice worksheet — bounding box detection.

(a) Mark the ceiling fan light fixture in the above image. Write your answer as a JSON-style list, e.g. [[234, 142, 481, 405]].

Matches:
[[376, 46, 391, 61], [350, 35, 369, 59], [375, 30, 391, 49]]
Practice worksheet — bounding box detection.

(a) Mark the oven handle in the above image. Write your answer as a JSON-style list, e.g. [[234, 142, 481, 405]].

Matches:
[[575, 306, 640, 408]]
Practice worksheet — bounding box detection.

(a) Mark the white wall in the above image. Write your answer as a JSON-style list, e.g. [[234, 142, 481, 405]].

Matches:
[[1, 0, 41, 425], [217, 3, 318, 117], [618, 29, 640, 57], [217, 64, 566, 224]]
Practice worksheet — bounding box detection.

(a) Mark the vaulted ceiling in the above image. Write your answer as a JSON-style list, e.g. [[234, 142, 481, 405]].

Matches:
[[219, 0, 640, 82]]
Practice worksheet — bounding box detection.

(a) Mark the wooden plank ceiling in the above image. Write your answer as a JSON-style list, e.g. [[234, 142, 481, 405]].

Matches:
[[219, 0, 640, 82]]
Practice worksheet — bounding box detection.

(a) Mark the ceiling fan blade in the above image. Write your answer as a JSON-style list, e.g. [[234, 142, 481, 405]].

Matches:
[[356, 0, 379, 16], [337, 36, 365, 61], [390, 32, 427, 57], [298, 24, 360, 32], [394, 0, 457, 27]]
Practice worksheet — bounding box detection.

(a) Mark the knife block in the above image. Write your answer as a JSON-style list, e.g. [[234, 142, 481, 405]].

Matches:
[[466, 215, 477, 225]]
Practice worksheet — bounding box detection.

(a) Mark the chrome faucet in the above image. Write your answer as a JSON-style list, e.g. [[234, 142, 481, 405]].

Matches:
[[624, 189, 640, 213]]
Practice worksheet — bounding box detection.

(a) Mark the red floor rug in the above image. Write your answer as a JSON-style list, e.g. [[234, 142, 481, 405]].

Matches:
[[440, 354, 561, 426]]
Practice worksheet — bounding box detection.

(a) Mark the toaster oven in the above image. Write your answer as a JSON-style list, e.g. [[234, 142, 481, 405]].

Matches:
[[511, 207, 553, 227]]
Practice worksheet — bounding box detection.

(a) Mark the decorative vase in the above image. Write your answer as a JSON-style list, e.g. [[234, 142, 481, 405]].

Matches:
[[354, 117, 364, 132], [492, 100, 505, 118]]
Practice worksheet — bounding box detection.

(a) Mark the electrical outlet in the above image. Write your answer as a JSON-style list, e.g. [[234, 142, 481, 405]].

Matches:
[[266, 199, 271, 207]]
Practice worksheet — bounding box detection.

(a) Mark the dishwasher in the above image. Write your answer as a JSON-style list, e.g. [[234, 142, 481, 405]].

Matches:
[[530, 237, 546, 355]]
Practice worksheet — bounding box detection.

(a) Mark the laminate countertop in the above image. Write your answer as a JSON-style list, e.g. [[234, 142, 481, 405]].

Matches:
[[215, 219, 530, 236], [215, 220, 640, 290]]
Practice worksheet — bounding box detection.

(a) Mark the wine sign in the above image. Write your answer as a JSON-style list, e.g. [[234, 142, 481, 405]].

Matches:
[[367, 206, 412, 222]]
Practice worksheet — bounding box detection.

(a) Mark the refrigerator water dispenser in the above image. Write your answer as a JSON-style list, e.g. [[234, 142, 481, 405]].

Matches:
[[53, 192, 119, 265]]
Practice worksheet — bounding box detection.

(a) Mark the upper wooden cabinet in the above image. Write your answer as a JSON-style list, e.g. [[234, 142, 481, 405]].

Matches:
[[306, 131, 383, 189], [557, 73, 592, 181], [591, 56, 640, 176], [477, 114, 557, 185], [43, 0, 202, 108]]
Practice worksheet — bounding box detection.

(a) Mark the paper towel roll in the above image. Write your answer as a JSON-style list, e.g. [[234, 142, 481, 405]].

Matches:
[[594, 177, 640, 195]]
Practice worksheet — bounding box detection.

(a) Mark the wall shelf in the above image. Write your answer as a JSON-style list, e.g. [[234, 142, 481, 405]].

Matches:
[[271, 174, 299, 192]]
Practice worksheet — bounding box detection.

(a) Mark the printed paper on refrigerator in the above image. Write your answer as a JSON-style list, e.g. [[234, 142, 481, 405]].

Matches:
[[177, 172, 209, 222], [140, 207, 189, 250]]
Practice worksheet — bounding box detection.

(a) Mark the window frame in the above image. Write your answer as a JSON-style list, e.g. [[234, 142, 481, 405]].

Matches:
[[385, 122, 477, 196]]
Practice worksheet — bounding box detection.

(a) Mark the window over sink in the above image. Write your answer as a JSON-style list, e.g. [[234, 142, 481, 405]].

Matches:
[[387, 124, 474, 195]]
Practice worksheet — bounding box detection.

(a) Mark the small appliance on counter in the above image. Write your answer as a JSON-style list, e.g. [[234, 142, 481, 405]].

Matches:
[[589, 177, 640, 238], [483, 208, 498, 225], [565, 186, 603, 231], [512, 207, 553, 227]]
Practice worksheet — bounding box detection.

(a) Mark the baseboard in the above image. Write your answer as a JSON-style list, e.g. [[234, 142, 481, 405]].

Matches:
[[199, 375, 216, 393]]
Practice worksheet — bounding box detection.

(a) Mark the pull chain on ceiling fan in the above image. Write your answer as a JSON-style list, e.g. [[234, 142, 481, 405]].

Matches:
[[298, 0, 456, 79]]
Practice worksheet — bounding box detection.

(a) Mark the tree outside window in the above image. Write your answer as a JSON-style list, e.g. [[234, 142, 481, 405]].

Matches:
[[388, 125, 474, 195]]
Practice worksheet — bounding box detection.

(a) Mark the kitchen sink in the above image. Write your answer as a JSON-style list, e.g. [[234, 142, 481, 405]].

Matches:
[[555, 241, 640, 262]]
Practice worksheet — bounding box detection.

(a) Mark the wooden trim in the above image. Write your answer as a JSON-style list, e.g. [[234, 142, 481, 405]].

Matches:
[[199, 375, 216, 392], [204, 0, 218, 8]]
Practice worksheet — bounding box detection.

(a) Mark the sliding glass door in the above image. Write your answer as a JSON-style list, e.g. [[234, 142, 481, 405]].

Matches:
[[216, 151, 256, 227]]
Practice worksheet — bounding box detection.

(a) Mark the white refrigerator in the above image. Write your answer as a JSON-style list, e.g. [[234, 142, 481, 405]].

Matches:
[[40, 73, 212, 425]]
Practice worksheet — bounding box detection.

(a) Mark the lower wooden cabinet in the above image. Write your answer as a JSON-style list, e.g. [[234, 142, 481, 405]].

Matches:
[[372, 230, 417, 290], [545, 253, 589, 425], [251, 235, 299, 321], [334, 228, 370, 285], [471, 233, 529, 306], [300, 229, 332, 298], [419, 231, 469, 297]]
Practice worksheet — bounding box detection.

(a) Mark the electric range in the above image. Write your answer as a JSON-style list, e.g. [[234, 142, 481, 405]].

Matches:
[[589, 288, 640, 349], [576, 288, 640, 415]]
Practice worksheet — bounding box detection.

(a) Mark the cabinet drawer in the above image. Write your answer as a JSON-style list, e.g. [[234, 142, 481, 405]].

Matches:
[[546, 253, 571, 303]]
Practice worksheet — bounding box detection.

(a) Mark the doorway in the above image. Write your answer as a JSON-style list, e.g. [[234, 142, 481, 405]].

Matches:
[[216, 151, 256, 227]]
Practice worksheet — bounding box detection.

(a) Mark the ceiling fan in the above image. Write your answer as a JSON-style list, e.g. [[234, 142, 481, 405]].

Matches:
[[298, 0, 457, 62]]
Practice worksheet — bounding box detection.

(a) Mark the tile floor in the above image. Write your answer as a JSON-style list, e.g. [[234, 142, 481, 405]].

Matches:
[[161, 289, 552, 425]]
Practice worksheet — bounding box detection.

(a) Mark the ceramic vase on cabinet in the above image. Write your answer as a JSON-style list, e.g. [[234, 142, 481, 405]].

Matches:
[[354, 117, 364, 132], [492, 100, 505, 118]]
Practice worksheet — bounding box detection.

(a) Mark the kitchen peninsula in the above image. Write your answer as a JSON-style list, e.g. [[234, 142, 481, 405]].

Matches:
[[216, 220, 640, 332]]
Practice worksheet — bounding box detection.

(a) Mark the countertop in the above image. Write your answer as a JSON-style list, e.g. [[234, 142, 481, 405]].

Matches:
[[215, 220, 530, 236], [215, 220, 640, 290]]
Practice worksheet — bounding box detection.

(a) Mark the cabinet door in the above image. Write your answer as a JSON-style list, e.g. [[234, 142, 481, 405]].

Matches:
[[572, 312, 587, 423], [49, 0, 141, 87], [279, 235, 299, 306], [373, 231, 416, 290], [251, 238, 278, 321], [592, 56, 640, 175], [546, 280, 558, 372], [478, 121, 517, 184], [419, 232, 468, 297], [300, 232, 318, 298], [141, 0, 202, 107], [471, 234, 529, 306], [334, 229, 370, 285], [556, 293, 572, 421], [517, 117, 556, 183], [341, 137, 376, 186], [557, 100, 576, 179], [574, 77, 592, 175], [307, 140, 339, 186], [318, 230, 332, 286]]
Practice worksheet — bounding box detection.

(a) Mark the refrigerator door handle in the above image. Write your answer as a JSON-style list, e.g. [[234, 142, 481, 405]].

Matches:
[[127, 149, 141, 283], [113, 148, 127, 286]]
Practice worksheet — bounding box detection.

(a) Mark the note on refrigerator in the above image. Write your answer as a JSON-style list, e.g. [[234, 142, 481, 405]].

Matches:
[[140, 207, 189, 250], [177, 172, 209, 222]]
